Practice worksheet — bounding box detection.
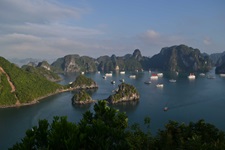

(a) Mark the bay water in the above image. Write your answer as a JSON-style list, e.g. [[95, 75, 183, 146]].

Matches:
[[0, 70, 225, 149]]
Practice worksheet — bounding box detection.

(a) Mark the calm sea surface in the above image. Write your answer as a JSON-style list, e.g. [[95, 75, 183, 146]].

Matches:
[[0, 70, 225, 149]]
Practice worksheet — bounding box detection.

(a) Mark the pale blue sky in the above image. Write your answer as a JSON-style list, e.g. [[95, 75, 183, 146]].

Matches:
[[0, 0, 224, 59]]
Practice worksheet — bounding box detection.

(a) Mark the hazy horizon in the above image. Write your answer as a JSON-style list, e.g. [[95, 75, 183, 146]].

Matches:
[[1, 0, 225, 59]]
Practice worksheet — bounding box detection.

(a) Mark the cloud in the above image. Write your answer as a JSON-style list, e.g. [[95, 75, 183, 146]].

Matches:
[[145, 30, 160, 39], [0, 0, 87, 24], [203, 37, 212, 45]]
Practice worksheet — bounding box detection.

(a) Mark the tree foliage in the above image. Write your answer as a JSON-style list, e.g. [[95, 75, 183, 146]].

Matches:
[[10, 100, 225, 150], [0, 57, 62, 105]]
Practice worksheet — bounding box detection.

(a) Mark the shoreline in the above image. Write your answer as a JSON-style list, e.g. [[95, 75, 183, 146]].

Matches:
[[0, 86, 98, 109]]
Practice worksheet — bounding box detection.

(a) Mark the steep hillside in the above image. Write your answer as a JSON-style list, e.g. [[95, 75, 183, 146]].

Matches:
[[22, 61, 61, 82], [51, 55, 97, 73], [210, 51, 225, 66], [215, 55, 225, 74], [148, 45, 212, 72], [0, 57, 62, 107]]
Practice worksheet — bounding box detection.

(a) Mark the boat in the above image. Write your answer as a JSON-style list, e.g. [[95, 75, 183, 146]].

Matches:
[[102, 76, 106, 79], [199, 73, 206, 77], [119, 79, 125, 82], [188, 73, 195, 79], [81, 71, 85, 75], [97, 71, 100, 74], [144, 80, 151, 84], [220, 74, 225, 77], [105, 73, 113, 76], [150, 74, 158, 80], [111, 80, 116, 84], [120, 71, 125, 74], [156, 84, 163, 88], [164, 107, 168, 111], [129, 75, 136, 78], [169, 79, 176, 83], [157, 73, 163, 77], [69, 82, 73, 85]]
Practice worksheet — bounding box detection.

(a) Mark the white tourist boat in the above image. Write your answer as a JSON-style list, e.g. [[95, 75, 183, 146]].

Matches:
[[156, 84, 164, 88], [102, 75, 106, 79], [150, 74, 158, 80], [120, 71, 125, 74], [119, 79, 125, 82], [164, 107, 168, 111], [105, 73, 113, 76], [199, 73, 206, 77], [111, 80, 116, 84], [188, 73, 195, 79], [129, 75, 136, 78], [220, 74, 225, 77], [144, 80, 151, 84], [157, 73, 163, 77]]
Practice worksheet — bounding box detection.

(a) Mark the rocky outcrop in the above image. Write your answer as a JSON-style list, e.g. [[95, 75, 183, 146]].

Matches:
[[210, 51, 225, 66], [51, 55, 97, 73], [107, 83, 140, 104], [215, 55, 225, 74], [72, 90, 96, 105], [70, 75, 98, 89], [37, 61, 51, 70], [148, 45, 212, 72]]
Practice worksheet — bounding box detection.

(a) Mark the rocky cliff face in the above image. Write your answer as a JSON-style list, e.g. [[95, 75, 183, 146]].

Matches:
[[210, 51, 225, 66], [148, 45, 212, 72], [37, 61, 51, 70], [215, 55, 225, 74], [51, 55, 97, 73]]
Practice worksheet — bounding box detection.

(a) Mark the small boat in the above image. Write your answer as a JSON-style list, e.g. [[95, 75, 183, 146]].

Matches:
[[199, 73, 206, 77], [97, 71, 100, 74], [111, 80, 116, 84], [150, 74, 158, 80], [157, 73, 163, 77], [164, 107, 168, 111], [188, 73, 195, 79], [81, 71, 85, 75], [220, 74, 225, 77], [156, 84, 164, 88], [105, 73, 113, 76], [169, 79, 176, 83], [120, 71, 125, 74], [119, 79, 125, 82], [102, 76, 106, 79], [69, 82, 73, 85], [144, 80, 151, 84], [129, 75, 136, 78]]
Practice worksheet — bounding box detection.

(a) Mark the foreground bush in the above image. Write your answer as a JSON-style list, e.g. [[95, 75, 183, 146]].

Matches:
[[10, 100, 225, 150]]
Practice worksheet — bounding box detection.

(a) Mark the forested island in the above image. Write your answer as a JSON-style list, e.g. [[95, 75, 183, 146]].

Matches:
[[0, 56, 97, 108]]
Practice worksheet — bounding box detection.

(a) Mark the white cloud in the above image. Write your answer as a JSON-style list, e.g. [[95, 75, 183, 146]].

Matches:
[[145, 30, 160, 39], [0, 0, 87, 24], [203, 37, 212, 45]]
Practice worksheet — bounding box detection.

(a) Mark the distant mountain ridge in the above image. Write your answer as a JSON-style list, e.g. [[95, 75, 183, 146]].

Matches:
[[50, 45, 213, 73]]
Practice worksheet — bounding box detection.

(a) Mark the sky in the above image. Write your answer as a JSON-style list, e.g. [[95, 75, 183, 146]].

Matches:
[[0, 0, 225, 59]]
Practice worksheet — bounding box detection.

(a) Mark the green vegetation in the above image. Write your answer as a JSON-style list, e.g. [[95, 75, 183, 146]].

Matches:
[[10, 100, 225, 150], [22, 65, 61, 82], [71, 75, 97, 88], [0, 57, 62, 105], [0, 73, 17, 105], [108, 83, 139, 102], [72, 90, 92, 104]]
